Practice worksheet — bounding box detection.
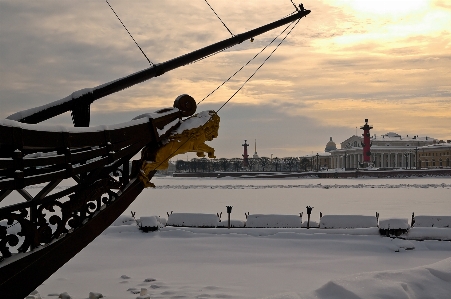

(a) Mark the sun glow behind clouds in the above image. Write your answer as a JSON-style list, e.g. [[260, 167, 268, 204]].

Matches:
[[314, 0, 451, 55], [331, 0, 430, 17]]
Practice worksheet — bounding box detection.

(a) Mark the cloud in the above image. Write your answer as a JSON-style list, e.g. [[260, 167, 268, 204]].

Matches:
[[1, 0, 450, 158]]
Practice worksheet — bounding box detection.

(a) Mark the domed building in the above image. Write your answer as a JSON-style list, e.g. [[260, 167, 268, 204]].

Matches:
[[325, 137, 337, 152]]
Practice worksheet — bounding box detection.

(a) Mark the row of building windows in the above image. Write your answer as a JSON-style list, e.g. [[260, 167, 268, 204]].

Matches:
[[420, 152, 450, 157]]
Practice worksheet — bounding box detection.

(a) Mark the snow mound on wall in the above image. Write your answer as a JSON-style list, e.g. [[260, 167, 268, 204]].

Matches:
[[216, 220, 246, 228], [405, 227, 451, 241], [414, 216, 451, 228], [320, 215, 377, 229], [246, 214, 302, 228], [111, 215, 135, 226], [166, 213, 219, 227], [379, 218, 410, 230], [139, 216, 166, 228]]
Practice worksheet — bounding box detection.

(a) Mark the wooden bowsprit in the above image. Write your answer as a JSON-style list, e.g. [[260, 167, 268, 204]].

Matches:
[[0, 6, 310, 299]]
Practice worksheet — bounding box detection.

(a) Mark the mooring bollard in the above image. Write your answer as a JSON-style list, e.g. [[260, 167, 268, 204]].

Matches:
[[306, 206, 314, 229], [226, 206, 233, 229]]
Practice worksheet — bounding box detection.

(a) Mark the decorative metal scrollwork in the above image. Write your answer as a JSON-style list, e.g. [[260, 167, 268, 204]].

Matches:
[[0, 177, 121, 261]]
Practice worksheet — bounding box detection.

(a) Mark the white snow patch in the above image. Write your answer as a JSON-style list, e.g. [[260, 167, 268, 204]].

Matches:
[[6, 88, 93, 121], [405, 227, 451, 240], [172, 111, 215, 134], [132, 108, 180, 121], [246, 214, 302, 228], [216, 220, 246, 228], [110, 215, 135, 226], [139, 216, 166, 228], [379, 218, 410, 230], [298, 257, 451, 299], [387, 238, 416, 252], [166, 213, 219, 227], [414, 216, 451, 228], [156, 118, 180, 136], [320, 215, 377, 229], [0, 117, 149, 133]]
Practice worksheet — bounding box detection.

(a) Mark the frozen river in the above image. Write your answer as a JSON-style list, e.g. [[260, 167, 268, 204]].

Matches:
[[127, 176, 451, 222]]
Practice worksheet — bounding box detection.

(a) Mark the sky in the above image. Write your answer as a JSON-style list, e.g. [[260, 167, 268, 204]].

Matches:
[[0, 0, 450, 158]]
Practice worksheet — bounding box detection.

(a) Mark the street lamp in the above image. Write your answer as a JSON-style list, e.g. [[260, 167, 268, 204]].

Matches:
[[409, 150, 412, 170], [226, 206, 232, 229], [306, 206, 314, 229], [404, 152, 408, 170], [344, 152, 347, 171], [316, 153, 319, 172], [415, 146, 419, 169]]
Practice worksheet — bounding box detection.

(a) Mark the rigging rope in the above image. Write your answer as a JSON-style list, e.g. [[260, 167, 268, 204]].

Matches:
[[189, 10, 297, 67], [204, 0, 234, 36], [290, 0, 299, 11], [144, 17, 301, 173], [215, 18, 300, 113], [197, 20, 296, 105], [105, 0, 154, 66]]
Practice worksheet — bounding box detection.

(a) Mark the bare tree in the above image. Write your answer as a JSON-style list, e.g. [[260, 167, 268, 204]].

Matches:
[[175, 160, 186, 172], [300, 157, 310, 172], [198, 158, 208, 172], [189, 158, 199, 172], [230, 158, 242, 172], [247, 158, 258, 171], [260, 157, 271, 171], [219, 158, 230, 172], [272, 157, 281, 171], [283, 157, 298, 172]]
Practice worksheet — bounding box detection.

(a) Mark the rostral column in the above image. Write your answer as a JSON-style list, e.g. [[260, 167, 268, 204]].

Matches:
[[242, 140, 249, 167], [360, 119, 373, 165]]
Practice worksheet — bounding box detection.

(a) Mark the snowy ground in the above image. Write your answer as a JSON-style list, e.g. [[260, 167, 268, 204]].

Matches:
[[14, 177, 451, 298]]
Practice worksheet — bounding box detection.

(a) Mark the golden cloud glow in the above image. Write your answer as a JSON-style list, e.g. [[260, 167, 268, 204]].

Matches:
[[334, 0, 430, 16], [293, 98, 451, 138]]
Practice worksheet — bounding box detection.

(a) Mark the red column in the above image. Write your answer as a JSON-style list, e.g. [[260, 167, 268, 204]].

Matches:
[[360, 119, 373, 163], [242, 140, 249, 167]]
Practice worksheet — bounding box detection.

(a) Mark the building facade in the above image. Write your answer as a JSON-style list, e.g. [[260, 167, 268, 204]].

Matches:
[[324, 129, 451, 170], [329, 132, 445, 169]]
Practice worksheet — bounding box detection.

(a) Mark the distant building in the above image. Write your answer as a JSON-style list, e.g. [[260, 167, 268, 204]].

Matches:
[[299, 120, 451, 171], [253, 139, 259, 158], [325, 137, 337, 152], [331, 130, 439, 169], [299, 151, 331, 171]]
